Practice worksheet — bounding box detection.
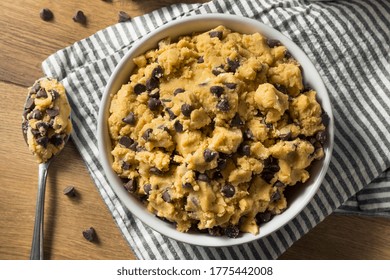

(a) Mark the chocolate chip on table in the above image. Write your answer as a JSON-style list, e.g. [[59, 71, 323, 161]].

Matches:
[[146, 77, 159, 91], [174, 120, 183, 133], [216, 99, 230, 112], [73, 10, 87, 25], [50, 134, 64, 146], [82, 227, 96, 242], [255, 211, 272, 224], [122, 112, 136, 125], [149, 167, 163, 176], [210, 86, 224, 98], [226, 58, 240, 72], [162, 190, 172, 203], [203, 149, 217, 162], [40, 8, 53, 21], [119, 135, 134, 148], [142, 128, 153, 141], [224, 82, 237, 90], [148, 97, 161, 111], [63, 186, 76, 197], [152, 65, 164, 79], [134, 83, 146, 95], [221, 183, 235, 198], [173, 88, 185, 95], [36, 136, 48, 148], [25, 98, 35, 110], [166, 108, 177, 120], [209, 30, 223, 40], [46, 107, 59, 117], [30, 109, 43, 120], [118, 11, 131, 22], [266, 38, 281, 48], [224, 225, 239, 238], [315, 130, 327, 144], [181, 103, 193, 118], [36, 88, 48, 98], [230, 113, 244, 127], [123, 179, 137, 193], [143, 183, 152, 195]]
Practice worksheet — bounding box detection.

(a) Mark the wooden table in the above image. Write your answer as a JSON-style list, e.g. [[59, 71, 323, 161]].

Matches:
[[1, 0, 389, 260]]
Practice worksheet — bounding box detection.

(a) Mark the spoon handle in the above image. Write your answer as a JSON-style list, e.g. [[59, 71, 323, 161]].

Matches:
[[30, 161, 50, 260]]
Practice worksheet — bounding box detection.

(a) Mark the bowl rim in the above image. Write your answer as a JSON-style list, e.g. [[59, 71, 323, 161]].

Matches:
[[97, 13, 334, 247]]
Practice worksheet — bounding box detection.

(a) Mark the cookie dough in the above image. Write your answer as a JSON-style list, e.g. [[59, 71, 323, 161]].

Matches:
[[108, 26, 327, 237], [22, 78, 72, 163]]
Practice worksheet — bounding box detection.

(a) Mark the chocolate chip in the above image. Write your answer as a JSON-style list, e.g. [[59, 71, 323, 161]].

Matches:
[[243, 129, 254, 141], [148, 98, 161, 111], [224, 225, 239, 238], [221, 183, 235, 198], [146, 77, 159, 91], [122, 112, 136, 125], [182, 182, 192, 189], [82, 227, 96, 242], [279, 131, 291, 141], [31, 129, 41, 137], [216, 99, 230, 112], [148, 89, 160, 99], [152, 65, 163, 79], [275, 84, 288, 94], [40, 8, 53, 21], [162, 190, 172, 203], [63, 186, 76, 197], [181, 103, 193, 118], [118, 11, 131, 22], [230, 113, 244, 127], [208, 227, 222, 236], [213, 171, 223, 179], [149, 167, 163, 176], [73, 10, 87, 25], [270, 191, 281, 203], [166, 108, 177, 120], [224, 83, 237, 90], [123, 179, 137, 193], [203, 149, 217, 162], [174, 120, 183, 133], [30, 109, 43, 120], [143, 183, 152, 195], [173, 88, 185, 95], [36, 136, 48, 148], [210, 86, 224, 98], [261, 156, 280, 183], [196, 173, 210, 183], [197, 56, 204, 63], [51, 90, 59, 100], [46, 107, 59, 117], [129, 141, 138, 151], [238, 144, 251, 156], [274, 180, 285, 188], [316, 130, 327, 144], [212, 65, 224, 76], [25, 98, 35, 110], [119, 136, 134, 148], [266, 38, 281, 48], [209, 30, 223, 40], [122, 162, 131, 170], [134, 83, 146, 95], [50, 134, 64, 146], [321, 112, 330, 126], [142, 128, 153, 141], [226, 58, 240, 72], [217, 158, 227, 170], [255, 211, 272, 224], [29, 82, 41, 95], [36, 88, 48, 98], [285, 50, 293, 59]]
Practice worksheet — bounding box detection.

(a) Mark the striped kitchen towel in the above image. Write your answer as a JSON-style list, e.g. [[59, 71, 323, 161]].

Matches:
[[41, 0, 390, 259]]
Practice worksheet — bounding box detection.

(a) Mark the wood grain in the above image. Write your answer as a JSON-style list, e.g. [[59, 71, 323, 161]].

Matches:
[[0, 0, 389, 260]]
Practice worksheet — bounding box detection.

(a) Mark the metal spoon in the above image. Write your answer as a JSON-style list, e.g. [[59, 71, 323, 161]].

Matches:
[[22, 85, 70, 260]]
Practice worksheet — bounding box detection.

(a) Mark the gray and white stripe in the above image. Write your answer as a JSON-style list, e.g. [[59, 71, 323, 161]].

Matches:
[[42, 0, 390, 259]]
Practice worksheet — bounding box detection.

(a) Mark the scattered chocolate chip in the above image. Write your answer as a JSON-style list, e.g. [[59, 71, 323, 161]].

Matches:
[[243, 129, 254, 141], [36, 88, 48, 98], [50, 134, 64, 146], [122, 161, 131, 170], [149, 167, 163, 176], [134, 83, 146, 95], [221, 183, 235, 198], [30, 109, 43, 120], [174, 120, 183, 133], [40, 8, 53, 21], [226, 58, 240, 72], [146, 77, 159, 91], [51, 90, 59, 100], [196, 173, 210, 183], [82, 227, 96, 242], [216, 99, 230, 112], [36, 136, 48, 148], [224, 225, 239, 238], [173, 88, 185, 95], [209, 30, 223, 40], [119, 136, 134, 148], [182, 182, 192, 189], [181, 103, 193, 118], [148, 97, 161, 111], [25, 98, 35, 110], [210, 86, 224, 98], [266, 38, 281, 48], [63, 186, 76, 197], [143, 183, 152, 195], [255, 211, 272, 224], [208, 226, 222, 236], [148, 89, 160, 99], [162, 190, 172, 203], [152, 65, 163, 79], [123, 179, 137, 193], [122, 112, 136, 125], [224, 82, 237, 90], [197, 56, 204, 63], [142, 128, 153, 141], [166, 108, 177, 120], [46, 107, 59, 117], [73, 10, 87, 25], [238, 144, 251, 156], [315, 130, 327, 144], [203, 149, 217, 162], [270, 191, 281, 203], [29, 82, 41, 94], [217, 158, 227, 170], [230, 113, 244, 127], [118, 11, 131, 22]]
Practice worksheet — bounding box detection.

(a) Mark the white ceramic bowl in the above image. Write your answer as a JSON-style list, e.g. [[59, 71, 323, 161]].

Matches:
[[98, 14, 334, 247]]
